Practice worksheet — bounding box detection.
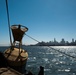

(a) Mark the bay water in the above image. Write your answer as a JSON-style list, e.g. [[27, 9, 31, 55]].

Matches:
[[0, 46, 76, 75]]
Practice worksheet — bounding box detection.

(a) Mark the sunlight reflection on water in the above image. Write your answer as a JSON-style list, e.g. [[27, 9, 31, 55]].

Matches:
[[1, 46, 76, 75], [25, 46, 76, 75]]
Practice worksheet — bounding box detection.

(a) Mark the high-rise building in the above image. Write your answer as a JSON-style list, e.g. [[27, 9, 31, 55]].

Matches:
[[72, 38, 74, 43], [60, 38, 65, 45]]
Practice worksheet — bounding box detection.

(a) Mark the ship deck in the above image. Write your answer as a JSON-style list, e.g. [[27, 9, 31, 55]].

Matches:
[[0, 67, 22, 75]]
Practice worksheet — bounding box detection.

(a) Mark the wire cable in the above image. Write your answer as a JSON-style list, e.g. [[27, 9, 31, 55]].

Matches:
[[25, 34, 76, 59], [5, 0, 12, 46]]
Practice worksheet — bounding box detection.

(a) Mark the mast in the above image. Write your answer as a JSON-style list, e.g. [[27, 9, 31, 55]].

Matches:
[[5, 0, 12, 46]]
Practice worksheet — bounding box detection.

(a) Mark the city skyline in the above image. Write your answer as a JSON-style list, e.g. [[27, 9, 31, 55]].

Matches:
[[51, 38, 75, 43], [36, 38, 76, 46]]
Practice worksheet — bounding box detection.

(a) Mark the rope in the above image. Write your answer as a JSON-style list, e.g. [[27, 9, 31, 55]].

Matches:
[[5, 0, 12, 46], [25, 34, 40, 43], [25, 34, 76, 59], [49, 46, 76, 58]]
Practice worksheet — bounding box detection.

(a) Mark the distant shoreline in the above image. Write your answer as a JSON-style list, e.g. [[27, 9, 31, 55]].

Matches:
[[0, 45, 76, 47], [29, 44, 76, 46]]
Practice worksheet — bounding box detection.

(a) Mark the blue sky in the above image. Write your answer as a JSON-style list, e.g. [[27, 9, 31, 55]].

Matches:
[[0, 0, 76, 45]]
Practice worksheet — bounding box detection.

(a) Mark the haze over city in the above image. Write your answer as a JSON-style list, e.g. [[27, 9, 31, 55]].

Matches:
[[0, 0, 76, 45]]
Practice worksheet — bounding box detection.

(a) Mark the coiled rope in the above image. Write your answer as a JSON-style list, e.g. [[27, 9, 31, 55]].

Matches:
[[25, 34, 76, 59]]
